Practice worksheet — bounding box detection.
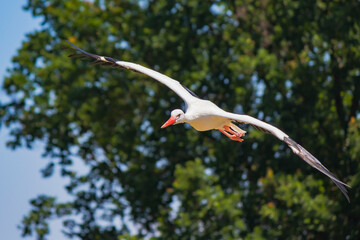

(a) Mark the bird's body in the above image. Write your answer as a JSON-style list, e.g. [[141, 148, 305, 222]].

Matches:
[[66, 41, 350, 202], [181, 100, 227, 131]]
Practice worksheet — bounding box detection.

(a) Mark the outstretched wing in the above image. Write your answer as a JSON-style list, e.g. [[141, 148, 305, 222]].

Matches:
[[216, 111, 350, 202], [66, 41, 199, 106]]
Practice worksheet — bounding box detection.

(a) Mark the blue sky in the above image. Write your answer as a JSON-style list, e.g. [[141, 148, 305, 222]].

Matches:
[[0, 1, 69, 239]]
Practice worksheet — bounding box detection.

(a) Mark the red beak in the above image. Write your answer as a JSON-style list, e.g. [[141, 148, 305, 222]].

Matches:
[[161, 116, 176, 128]]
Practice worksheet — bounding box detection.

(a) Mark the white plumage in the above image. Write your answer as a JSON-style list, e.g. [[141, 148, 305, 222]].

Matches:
[[67, 41, 350, 202]]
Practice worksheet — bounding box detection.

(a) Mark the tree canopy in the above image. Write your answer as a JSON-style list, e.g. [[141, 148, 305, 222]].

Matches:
[[1, 0, 360, 239]]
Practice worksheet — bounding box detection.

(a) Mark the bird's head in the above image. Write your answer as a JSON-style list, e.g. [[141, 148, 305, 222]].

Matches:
[[161, 109, 185, 128]]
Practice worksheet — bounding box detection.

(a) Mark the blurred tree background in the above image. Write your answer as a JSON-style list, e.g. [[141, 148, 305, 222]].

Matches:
[[1, 0, 360, 239]]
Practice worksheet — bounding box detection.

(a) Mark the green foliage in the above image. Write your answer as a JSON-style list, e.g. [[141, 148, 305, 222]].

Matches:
[[157, 159, 245, 239], [1, 0, 360, 239], [20, 196, 55, 240]]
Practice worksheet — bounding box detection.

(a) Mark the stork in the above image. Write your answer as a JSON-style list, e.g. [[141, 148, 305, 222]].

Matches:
[[66, 41, 350, 202]]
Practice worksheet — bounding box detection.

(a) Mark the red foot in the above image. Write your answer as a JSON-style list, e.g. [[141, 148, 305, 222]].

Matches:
[[224, 125, 246, 138], [228, 135, 244, 142], [218, 128, 244, 142]]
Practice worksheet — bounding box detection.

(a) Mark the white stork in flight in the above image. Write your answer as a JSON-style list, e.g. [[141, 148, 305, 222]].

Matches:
[[66, 41, 350, 202]]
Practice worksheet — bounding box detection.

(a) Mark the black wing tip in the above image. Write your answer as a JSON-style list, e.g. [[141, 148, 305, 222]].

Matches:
[[65, 40, 83, 52], [334, 180, 350, 203], [65, 40, 122, 67], [283, 136, 350, 202], [65, 39, 75, 47], [65, 40, 100, 59], [332, 178, 350, 203], [181, 84, 200, 98]]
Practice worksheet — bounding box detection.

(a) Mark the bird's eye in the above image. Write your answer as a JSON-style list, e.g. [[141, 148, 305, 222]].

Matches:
[[176, 114, 181, 119]]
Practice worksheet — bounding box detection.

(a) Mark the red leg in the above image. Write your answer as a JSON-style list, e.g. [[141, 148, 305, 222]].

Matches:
[[218, 128, 244, 142], [224, 125, 246, 138]]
